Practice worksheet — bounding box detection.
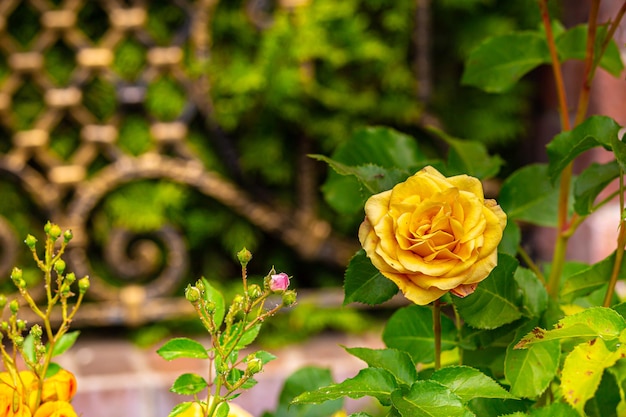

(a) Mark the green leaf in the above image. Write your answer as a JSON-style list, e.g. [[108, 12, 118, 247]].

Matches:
[[556, 24, 624, 77], [499, 164, 563, 227], [168, 402, 198, 417], [584, 370, 620, 417], [514, 267, 548, 319], [391, 380, 470, 417], [383, 305, 457, 364], [453, 253, 522, 329], [459, 319, 521, 351], [547, 115, 622, 183], [275, 366, 343, 417], [610, 127, 626, 172], [312, 155, 408, 196], [430, 366, 517, 402], [235, 323, 261, 350], [528, 403, 578, 417], [344, 347, 418, 386], [51, 331, 80, 357], [157, 337, 209, 360], [220, 322, 262, 353], [467, 398, 528, 417], [200, 278, 226, 328], [254, 350, 278, 365], [426, 126, 502, 179], [505, 323, 560, 398], [344, 250, 399, 306], [320, 174, 366, 215], [499, 220, 521, 257], [214, 402, 230, 417], [319, 126, 432, 215], [574, 160, 621, 215], [561, 338, 625, 414], [462, 32, 550, 93], [44, 363, 61, 379], [561, 252, 626, 302], [170, 373, 208, 395], [515, 307, 626, 348], [292, 368, 398, 407], [23, 334, 36, 364]]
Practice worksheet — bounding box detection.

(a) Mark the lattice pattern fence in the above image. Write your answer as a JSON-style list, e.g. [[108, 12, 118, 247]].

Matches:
[[0, 0, 364, 326]]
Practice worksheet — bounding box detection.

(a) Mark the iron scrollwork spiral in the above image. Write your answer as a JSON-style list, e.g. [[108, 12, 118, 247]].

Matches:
[[65, 156, 191, 302]]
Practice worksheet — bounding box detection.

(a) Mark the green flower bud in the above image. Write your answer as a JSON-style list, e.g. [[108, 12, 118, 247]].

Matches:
[[185, 285, 201, 303], [227, 294, 244, 317], [63, 229, 73, 243], [263, 267, 276, 291], [48, 224, 62, 241], [65, 272, 76, 285], [54, 259, 66, 275], [59, 283, 72, 298], [195, 279, 205, 292], [233, 294, 245, 309], [16, 320, 26, 332], [30, 324, 42, 339], [13, 335, 24, 347], [282, 290, 297, 307], [205, 300, 216, 314], [44, 221, 52, 234], [10, 267, 22, 283], [0, 322, 8, 332], [246, 357, 263, 375], [0, 295, 6, 310], [236, 248, 252, 267], [24, 234, 37, 249], [78, 276, 90, 294], [9, 299, 19, 314], [247, 284, 262, 300]]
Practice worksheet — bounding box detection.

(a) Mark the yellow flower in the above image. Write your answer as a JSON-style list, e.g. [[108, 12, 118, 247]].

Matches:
[[32, 401, 76, 417], [359, 166, 507, 305], [0, 371, 38, 414], [41, 370, 76, 403], [177, 400, 253, 417]]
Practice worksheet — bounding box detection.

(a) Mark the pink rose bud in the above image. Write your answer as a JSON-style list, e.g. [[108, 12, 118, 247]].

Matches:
[[270, 272, 290, 292]]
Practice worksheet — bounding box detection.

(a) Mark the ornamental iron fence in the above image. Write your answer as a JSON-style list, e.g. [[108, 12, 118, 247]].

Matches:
[[0, 0, 376, 326]]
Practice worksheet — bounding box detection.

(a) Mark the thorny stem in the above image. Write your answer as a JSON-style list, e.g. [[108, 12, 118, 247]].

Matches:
[[539, 0, 572, 299], [433, 299, 441, 370], [538, 0, 571, 132], [602, 2, 626, 56], [574, 0, 601, 126], [541, 0, 604, 299], [603, 170, 626, 307]]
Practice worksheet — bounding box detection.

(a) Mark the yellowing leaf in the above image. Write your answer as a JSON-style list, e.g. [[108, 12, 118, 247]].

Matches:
[[561, 338, 625, 414]]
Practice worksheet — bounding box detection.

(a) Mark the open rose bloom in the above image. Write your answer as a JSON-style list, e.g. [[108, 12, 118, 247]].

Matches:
[[359, 166, 507, 305]]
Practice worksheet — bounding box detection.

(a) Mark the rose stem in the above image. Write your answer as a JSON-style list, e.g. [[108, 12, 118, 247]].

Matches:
[[433, 298, 441, 370], [603, 170, 626, 307], [538, 0, 572, 299]]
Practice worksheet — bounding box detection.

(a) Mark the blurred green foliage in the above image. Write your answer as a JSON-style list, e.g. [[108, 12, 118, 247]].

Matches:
[[0, 1, 540, 296]]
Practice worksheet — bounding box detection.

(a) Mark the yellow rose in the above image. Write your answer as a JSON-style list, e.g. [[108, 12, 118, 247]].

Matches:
[[358, 166, 507, 305], [32, 401, 76, 417], [41, 370, 76, 403]]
